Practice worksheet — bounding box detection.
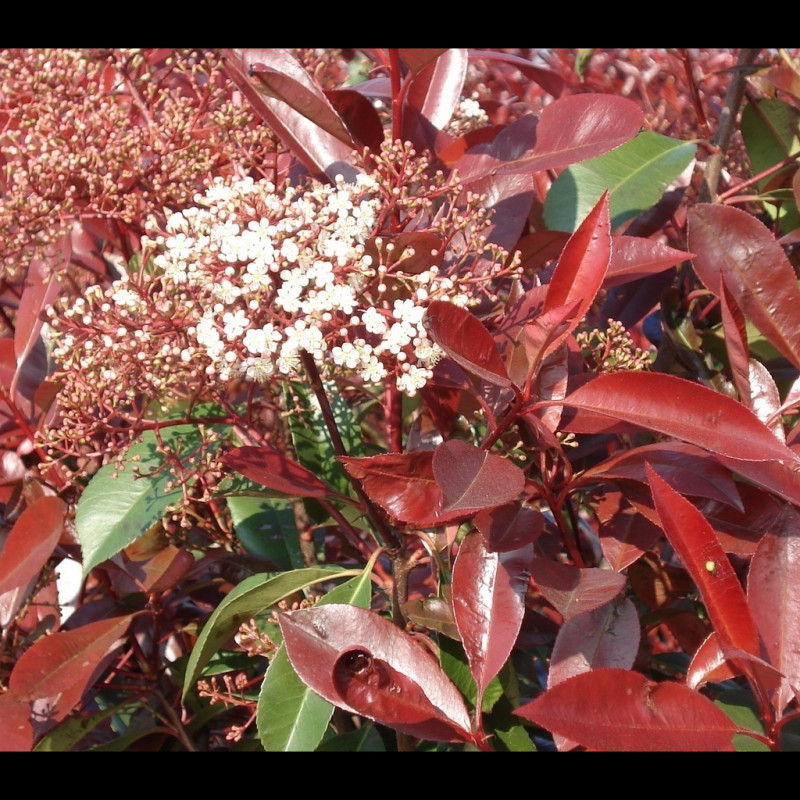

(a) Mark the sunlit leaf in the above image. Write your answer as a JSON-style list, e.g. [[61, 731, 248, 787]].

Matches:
[[279, 604, 474, 743], [423, 300, 511, 387], [0, 496, 65, 595], [559, 371, 800, 465], [181, 566, 358, 702], [516, 668, 738, 751], [8, 615, 133, 716], [689, 203, 800, 370], [544, 131, 696, 232], [747, 504, 800, 714], [646, 465, 761, 658], [452, 532, 533, 711]]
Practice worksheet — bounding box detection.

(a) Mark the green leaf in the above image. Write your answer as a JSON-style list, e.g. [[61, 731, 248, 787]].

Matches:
[[227, 496, 304, 570], [284, 380, 364, 499], [316, 723, 386, 751], [75, 425, 222, 575], [256, 564, 375, 751], [33, 701, 139, 751], [544, 131, 696, 232], [181, 566, 358, 702], [741, 98, 800, 233]]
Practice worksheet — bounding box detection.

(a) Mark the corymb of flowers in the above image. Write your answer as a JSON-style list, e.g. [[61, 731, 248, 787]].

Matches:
[[47, 140, 519, 428]]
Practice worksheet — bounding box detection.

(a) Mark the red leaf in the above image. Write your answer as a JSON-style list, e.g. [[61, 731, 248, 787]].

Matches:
[[689, 203, 800, 370], [222, 445, 333, 499], [549, 597, 640, 688], [0, 692, 34, 751], [468, 50, 565, 98], [544, 191, 611, 323], [579, 442, 744, 511], [405, 49, 468, 131], [8, 615, 134, 714], [398, 49, 450, 75], [452, 532, 533, 709], [717, 278, 751, 405], [474, 501, 544, 552], [596, 491, 663, 571], [222, 49, 356, 182], [496, 94, 644, 175], [324, 89, 384, 151], [559, 371, 800, 465], [432, 439, 525, 514], [279, 604, 473, 743], [423, 300, 511, 387], [646, 465, 761, 657], [0, 496, 66, 596], [516, 668, 738, 751], [747, 504, 800, 713], [604, 235, 692, 288], [530, 560, 626, 621]]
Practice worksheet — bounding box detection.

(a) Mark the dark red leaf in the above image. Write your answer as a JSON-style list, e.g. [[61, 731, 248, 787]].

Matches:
[[0, 495, 66, 596], [689, 203, 800, 370], [747, 504, 800, 713], [279, 604, 473, 743], [604, 235, 692, 288], [578, 442, 744, 511], [432, 439, 525, 514], [516, 668, 738, 751], [559, 371, 800, 465], [452, 532, 533, 708], [423, 300, 511, 387], [596, 491, 663, 571], [544, 191, 611, 323], [222, 445, 333, 499], [717, 278, 751, 405], [474, 501, 544, 552], [324, 89, 384, 151], [646, 465, 761, 657], [530, 560, 626, 621]]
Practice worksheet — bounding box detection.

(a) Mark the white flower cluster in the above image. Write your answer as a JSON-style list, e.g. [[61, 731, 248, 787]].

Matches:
[[54, 171, 475, 399]]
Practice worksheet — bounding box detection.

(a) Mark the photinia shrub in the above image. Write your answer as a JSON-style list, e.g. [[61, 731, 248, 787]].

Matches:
[[2, 47, 800, 751]]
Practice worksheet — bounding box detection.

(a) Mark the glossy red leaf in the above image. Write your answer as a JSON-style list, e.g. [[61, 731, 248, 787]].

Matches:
[[279, 604, 473, 743], [549, 597, 640, 687], [544, 191, 611, 323], [748, 359, 784, 441], [423, 300, 511, 387], [9, 615, 133, 711], [222, 49, 356, 182], [516, 668, 738, 751], [405, 49, 467, 131], [530, 560, 626, 621], [0, 495, 66, 596], [604, 235, 692, 288], [689, 203, 800, 370], [747, 504, 800, 713], [432, 439, 525, 514], [473, 501, 544, 552], [452, 532, 533, 710], [496, 94, 644, 176], [222, 445, 333, 499], [646, 465, 761, 658], [559, 371, 800, 465]]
